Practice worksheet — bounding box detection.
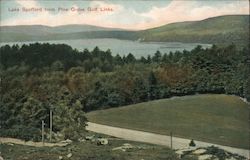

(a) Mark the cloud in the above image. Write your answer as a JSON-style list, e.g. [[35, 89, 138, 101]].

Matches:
[[1, 0, 249, 29], [16, 0, 39, 8]]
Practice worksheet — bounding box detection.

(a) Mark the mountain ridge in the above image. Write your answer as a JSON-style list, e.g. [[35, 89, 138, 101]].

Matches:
[[1, 15, 249, 45]]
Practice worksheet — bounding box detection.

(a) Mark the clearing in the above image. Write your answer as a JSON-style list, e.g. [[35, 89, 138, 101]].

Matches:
[[87, 94, 250, 149]]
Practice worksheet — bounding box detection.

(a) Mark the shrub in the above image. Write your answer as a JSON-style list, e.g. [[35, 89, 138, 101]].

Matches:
[[189, 139, 196, 147], [0, 125, 41, 141]]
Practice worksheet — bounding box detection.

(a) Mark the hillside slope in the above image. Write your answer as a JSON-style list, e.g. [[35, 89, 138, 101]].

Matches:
[[140, 15, 249, 45], [1, 15, 249, 46], [0, 24, 130, 42], [87, 94, 250, 149], [1, 24, 123, 34]]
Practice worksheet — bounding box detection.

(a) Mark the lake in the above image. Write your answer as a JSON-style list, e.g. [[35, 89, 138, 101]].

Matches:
[[0, 38, 212, 58]]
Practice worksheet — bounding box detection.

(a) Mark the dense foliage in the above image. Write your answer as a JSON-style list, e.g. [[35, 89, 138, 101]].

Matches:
[[0, 43, 249, 140]]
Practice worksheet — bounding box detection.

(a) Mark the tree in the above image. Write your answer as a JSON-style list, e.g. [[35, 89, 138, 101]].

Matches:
[[148, 71, 159, 100], [51, 60, 64, 71], [92, 46, 100, 57], [101, 60, 113, 72], [52, 87, 87, 139], [107, 91, 125, 108], [140, 56, 148, 64], [162, 53, 170, 63], [1, 43, 249, 141], [152, 50, 162, 63], [147, 55, 152, 63], [114, 54, 124, 65], [132, 77, 148, 103], [125, 53, 136, 63], [21, 97, 48, 128]]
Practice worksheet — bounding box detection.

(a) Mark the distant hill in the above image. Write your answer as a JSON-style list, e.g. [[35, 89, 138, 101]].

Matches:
[[1, 24, 123, 34], [0, 24, 130, 42], [1, 25, 51, 36], [139, 15, 249, 46], [50, 24, 124, 33], [0, 15, 249, 46]]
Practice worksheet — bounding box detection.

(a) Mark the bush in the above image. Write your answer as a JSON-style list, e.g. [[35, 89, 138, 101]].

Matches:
[[189, 139, 196, 147], [0, 125, 41, 141]]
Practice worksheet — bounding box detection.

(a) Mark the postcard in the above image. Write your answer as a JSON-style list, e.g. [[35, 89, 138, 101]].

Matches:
[[0, 0, 249, 159]]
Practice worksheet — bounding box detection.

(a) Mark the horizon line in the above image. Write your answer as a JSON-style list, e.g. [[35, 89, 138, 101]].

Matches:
[[1, 14, 249, 30]]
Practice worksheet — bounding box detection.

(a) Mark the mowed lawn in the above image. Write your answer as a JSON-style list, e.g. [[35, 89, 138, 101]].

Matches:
[[86, 94, 250, 149]]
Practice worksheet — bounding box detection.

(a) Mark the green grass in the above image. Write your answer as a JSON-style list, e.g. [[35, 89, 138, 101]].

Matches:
[[0, 139, 190, 160], [87, 94, 250, 149]]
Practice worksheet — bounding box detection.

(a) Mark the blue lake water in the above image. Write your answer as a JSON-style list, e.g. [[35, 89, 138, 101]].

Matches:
[[0, 38, 212, 58]]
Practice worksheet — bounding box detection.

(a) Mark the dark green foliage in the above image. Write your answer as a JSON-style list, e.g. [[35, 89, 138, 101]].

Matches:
[[125, 53, 136, 63], [0, 43, 248, 103], [148, 71, 160, 100], [0, 42, 249, 140], [189, 139, 196, 147], [152, 50, 162, 63], [132, 77, 148, 103], [0, 125, 40, 141]]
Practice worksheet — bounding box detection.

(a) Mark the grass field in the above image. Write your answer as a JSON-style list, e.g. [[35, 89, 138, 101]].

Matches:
[[87, 94, 250, 149]]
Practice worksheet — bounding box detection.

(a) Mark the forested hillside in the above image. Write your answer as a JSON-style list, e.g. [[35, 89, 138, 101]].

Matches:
[[0, 43, 249, 140], [139, 15, 249, 46]]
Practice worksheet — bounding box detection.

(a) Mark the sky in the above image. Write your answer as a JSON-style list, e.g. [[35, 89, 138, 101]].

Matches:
[[0, 0, 249, 30]]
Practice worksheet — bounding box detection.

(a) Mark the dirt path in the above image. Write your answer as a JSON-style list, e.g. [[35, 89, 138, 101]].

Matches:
[[0, 137, 68, 147], [86, 122, 250, 158]]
